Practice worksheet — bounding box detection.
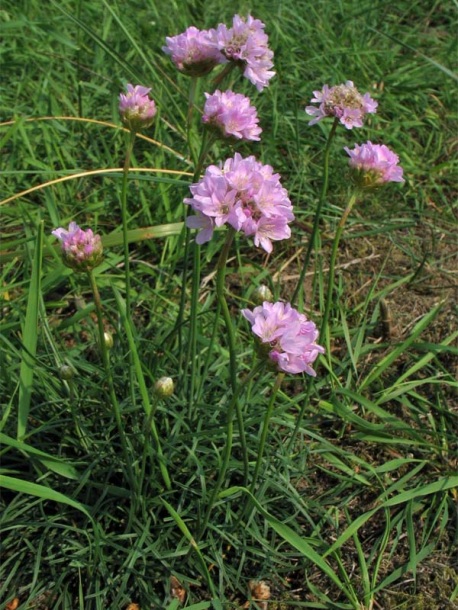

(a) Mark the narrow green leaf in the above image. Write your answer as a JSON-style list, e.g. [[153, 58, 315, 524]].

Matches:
[[18, 221, 43, 439], [0, 433, 78, 479], [360, 301, 443, 391], [0, 475, 90, 518], [219, 487, 355, 602]]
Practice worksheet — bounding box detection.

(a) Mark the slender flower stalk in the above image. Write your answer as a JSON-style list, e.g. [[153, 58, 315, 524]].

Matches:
[[216, 228, 249, 479], [121, 131, 136, 320], [249, 372, 285, 496], [87, 270, 134, 487], [197, 360, 265, 541], [320, 191, 358, 358], [292, 117, 338, 306]]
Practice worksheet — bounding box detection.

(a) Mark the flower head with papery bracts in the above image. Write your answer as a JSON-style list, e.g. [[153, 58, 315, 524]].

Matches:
[[305, 80, 377, 129], [242, 301, 325, 375], [119, 84, 157, 131], [184, 153, 294, 253], [212, 14, 275, 91], [52, 222, 103, 272], [344, 141, 405, 187], [162, 26, 222, 77], [203, 90, 262, 141]]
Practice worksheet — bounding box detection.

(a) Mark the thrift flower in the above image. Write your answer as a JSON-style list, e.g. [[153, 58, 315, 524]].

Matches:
[[185, 153, 294, 253], [305, 80, 377, 129], [162, 26, 222, 76], [52, 222, 103, 272], [242, 301, 325, 375], [203, 89, 262, 141], [344, 141, 404, 186], [119, 84, 157, 131], [213, 14, 275, 91]]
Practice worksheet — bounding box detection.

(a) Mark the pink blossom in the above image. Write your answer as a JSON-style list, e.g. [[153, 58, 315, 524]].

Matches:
[[344, 141, 404, 186], [185, 153, 294, 253], [242, 301, 324, 375], [119, 84, 157, 131], [305, 80, 377, 129], [162, 26, 222, 76], [212, 14, 275, 91], [203, 90, 262, 141], [52, 222, 103, 272]]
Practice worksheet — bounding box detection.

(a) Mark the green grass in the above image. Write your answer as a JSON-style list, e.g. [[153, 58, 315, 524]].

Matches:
[[1, 1, 457, 609]]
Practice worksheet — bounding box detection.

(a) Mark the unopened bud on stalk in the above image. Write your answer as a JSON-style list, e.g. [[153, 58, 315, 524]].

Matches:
[[154, 376, 174, 398], [59, 365, 75, 381], [103, 332, 114, 350], [252, 285, 273, 305]]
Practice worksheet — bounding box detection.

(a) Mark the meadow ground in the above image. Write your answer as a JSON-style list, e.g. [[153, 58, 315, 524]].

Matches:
[[1, 1, 457, 608]]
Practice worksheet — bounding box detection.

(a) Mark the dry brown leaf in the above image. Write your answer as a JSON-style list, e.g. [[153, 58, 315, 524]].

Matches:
[[170, 575, 186, 604]]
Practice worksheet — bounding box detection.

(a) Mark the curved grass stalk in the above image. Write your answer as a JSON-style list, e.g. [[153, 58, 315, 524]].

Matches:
[[0, 167, 192, 207], [0, 115, 189, 162]]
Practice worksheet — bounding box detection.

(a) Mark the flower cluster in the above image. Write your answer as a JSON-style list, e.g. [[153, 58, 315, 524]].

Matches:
[[203, 89, 262, 141], [213, 14, 275, 91], [185, 153, 294, 253], [52, 222, 103, 272], [119, 84, 157, 131], [345, 141, 405, 186], [306, 80, 377, 129], [242, 301, 325, 375], [163, 15, 275, 91], [162, 26, 222, 77]]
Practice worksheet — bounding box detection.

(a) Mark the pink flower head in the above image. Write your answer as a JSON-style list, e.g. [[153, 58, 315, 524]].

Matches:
[[162, 26, 222, 77], [212, 14, 275, 91], [203, 89, 262, 141], [185, 153, 294, 253], [52, 222, 103, 272], [344, 141, 405, 186], [305, 80, 377, 129], [242, 301, 325, 375], [119, 84, 157, 131]]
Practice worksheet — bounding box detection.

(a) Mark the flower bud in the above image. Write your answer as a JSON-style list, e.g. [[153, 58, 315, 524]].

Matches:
[[154, 377, 174, 398], [119, 84, 157, 132], [59, 365, 75, 380], [252, 285, 273, 305], [52, 222, 103, 272], [103, 331, 114, 350]]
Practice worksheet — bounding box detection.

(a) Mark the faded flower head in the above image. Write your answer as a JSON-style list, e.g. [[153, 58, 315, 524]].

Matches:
[[241, 301, 325, 376], [119, 84, 157, 131], [213, 14, 275, 91], [305, 80, 377, 129], [203, 89, 262, 141], [162, 26, 222, 76], [52, 222, 103, 272], [184, 152, 294, 253], [344, 141, 404, 187]]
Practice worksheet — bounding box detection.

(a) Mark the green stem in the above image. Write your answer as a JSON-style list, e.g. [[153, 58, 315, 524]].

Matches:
[[198, 361, 265, 541], [214, 228, 248, 481], [121, 131, 136, 319], [292, 118, 339, 306], [249, 372, 285, 497], [87, 270, 134, 487], [138, 394, 160, 497], [320, 191, 359, 356]]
